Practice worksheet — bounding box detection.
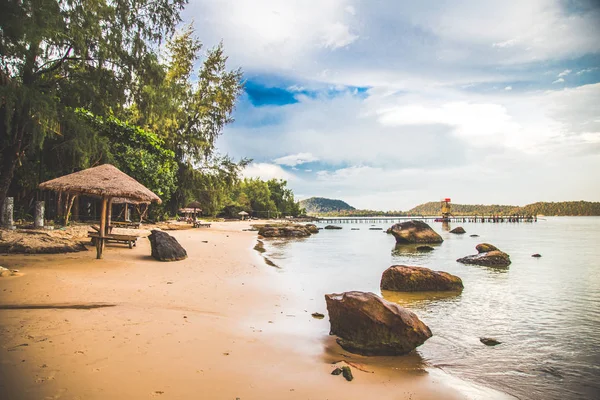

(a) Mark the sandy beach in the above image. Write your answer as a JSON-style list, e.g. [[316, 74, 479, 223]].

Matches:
[[0, 221, 508, 399]]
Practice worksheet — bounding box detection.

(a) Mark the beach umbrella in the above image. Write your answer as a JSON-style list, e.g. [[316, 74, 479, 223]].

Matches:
[[238, 211, 249, 220], [185, 201, 202, 217], [39, 164, 161, 259]]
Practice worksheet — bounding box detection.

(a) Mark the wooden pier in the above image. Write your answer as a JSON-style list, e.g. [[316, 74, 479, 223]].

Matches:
[[316, 215, 537, 224]]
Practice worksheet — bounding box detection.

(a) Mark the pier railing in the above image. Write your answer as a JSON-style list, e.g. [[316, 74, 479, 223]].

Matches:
[[315, 215, 537, 224]]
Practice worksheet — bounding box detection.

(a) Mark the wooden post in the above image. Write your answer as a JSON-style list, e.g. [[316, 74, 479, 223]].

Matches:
[[97, 197, 108, 259], [64, 194, 77, 226], [107, 198, 113, 235]]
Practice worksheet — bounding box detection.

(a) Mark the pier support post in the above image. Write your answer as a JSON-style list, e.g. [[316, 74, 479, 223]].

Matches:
[[34, 201, 45, 228]]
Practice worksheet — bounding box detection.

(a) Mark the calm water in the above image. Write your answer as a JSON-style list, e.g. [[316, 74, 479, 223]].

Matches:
[[260, 217, 600, 400]]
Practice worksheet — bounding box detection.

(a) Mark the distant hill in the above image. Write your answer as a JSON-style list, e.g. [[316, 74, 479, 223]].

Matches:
[[304, 200, 600, 216], [407, 202, 515, 216], [299, 197, 355, 214], [408, 201, 600, 216]]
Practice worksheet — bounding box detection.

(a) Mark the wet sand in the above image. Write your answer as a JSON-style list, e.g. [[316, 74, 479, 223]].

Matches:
[[0, 221, 508, 399]]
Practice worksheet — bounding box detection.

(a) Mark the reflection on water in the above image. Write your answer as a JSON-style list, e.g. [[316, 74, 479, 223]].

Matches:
[[259, 217, 600, 400], [392, 243, 442, 256], [381, 289, 462, 308]]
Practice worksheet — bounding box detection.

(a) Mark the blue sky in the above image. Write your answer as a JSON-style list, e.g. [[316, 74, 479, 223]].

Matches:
[[184, 0, 600, 210]]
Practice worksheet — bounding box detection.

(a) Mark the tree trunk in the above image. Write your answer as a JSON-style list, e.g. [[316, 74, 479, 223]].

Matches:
[[0, 142, 20, 225]]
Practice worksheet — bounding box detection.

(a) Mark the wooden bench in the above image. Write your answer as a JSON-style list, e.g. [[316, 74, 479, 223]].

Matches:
[[88, 232, 138, 249], [193, 221, 211, 228]]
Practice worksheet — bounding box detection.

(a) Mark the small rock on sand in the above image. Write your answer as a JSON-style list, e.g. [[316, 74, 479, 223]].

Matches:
[[480, 337, 502, 346], [311, 312, 325, 319], [532, 254, 542, 258]]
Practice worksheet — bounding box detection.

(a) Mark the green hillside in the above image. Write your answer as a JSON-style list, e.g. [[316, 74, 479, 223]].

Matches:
[[299, 197, 355, 214]]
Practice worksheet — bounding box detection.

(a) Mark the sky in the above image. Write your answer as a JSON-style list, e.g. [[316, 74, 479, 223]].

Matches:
[[183, 0, 600, 210]]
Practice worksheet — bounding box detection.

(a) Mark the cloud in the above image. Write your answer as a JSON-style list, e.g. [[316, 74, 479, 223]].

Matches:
[[557, 69, 572, 77], [192, 1, 600, 209], [274, 152, 319, 166], [493, 39, 518, 48], [321, 21, 358, 49], [576, 67, 598, 75], [242, 163, 293, 181]]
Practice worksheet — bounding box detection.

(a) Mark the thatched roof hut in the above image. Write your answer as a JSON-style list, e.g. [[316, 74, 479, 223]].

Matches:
[[39, 164, 161, 204], [39, 164, 161, 259]]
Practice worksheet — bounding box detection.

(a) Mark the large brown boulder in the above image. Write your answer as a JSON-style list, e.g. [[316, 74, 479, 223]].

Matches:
[[258, 225, 311, 238], [457, 244, 511, 267], [381, 265, 463, 292], [325, 291, 432, 355], [148, 230, 187, 261], [449, 227, 466, 234], [390, 220, 443, 244]]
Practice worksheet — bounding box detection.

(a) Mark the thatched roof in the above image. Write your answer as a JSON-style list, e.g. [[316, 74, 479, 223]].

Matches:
[[39, 164, 161, 204], [186, 201, 202, 209]]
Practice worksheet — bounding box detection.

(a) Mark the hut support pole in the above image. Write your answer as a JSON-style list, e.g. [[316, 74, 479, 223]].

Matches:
[[97, 197, 108, 259], [107, 198, 113, 234]]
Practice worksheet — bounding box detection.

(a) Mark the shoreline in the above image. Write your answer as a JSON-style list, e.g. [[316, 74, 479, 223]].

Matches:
[[1, 221, 511, 399]]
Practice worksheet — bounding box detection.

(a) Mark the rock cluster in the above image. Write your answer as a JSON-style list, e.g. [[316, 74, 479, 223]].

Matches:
[[325, 291, 432, 355], [257, 225, 312, 238], [148, 230, 188, 261], [457, 243, 511, 267], [381, 265, 463, 292], [389, 220, 443, 244]]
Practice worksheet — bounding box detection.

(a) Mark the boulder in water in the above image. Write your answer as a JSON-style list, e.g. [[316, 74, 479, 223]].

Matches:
[[457, 244, 511, 267], [389, 220, 443, 244], [381, 265, 463, 292], [532, 253, 542, 258], [325, 291, 432, 355], [470, 234, 479, 237], [258, 225, 311, 238], [305, 224, 319, 234], [450, 227, 466, 234], [324, 225, 343, 230], [148, 230, 188, 261]]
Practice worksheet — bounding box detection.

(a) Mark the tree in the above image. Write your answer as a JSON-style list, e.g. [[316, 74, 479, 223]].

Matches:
[[128, 24, 244, 213], [0, 0, 186, 219]]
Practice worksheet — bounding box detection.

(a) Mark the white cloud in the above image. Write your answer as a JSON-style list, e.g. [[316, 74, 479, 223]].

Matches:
[[242, 163, 293, 181], [552, 78, 565, 84], [557, 69, 572, 77], [321, 22, 358, 49], [576, 68, 598, 75], [493, 39, 518, 48], [505, 86, 512, 91], [273, 152, 319, 166]]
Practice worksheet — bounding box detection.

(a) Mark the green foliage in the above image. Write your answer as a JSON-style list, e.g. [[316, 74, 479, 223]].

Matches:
[[127, 24, 244, 213], [0, 0, 186, 211], [74, 109, 177, 203]]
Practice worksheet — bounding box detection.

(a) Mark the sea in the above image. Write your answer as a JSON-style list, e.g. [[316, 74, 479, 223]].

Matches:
[[258, 217, 600, 400]]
